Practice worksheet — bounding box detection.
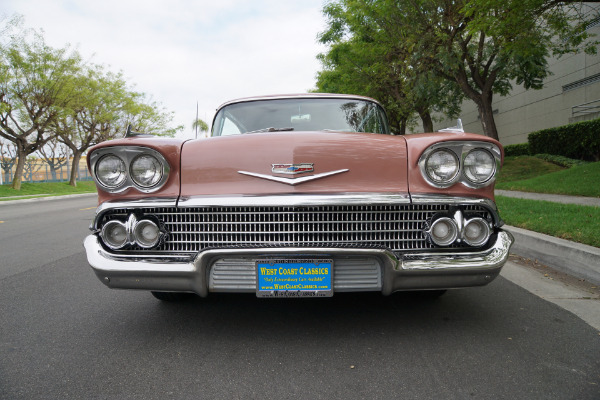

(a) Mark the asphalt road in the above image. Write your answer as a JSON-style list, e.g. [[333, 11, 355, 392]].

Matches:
[[0, 196, 599, 400]]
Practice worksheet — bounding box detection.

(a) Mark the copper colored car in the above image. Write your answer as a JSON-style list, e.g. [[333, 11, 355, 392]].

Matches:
[[84, 94, 514, 301]]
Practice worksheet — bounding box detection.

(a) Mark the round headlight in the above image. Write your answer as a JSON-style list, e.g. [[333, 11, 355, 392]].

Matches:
[[463, 218, 491, 247], [130, 154, 163, 188], [96, 155, 127, 188], [464, 149, 495, 184], [429, 217, 458, 247], [133, 219, 161, 248], [425, 149, 459, 185], [100, 220, 128, 250]]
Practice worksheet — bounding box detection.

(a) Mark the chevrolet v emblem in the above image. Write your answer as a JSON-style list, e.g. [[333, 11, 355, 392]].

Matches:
[[238, 168, 349, 186], [272, 163, 314, 174]]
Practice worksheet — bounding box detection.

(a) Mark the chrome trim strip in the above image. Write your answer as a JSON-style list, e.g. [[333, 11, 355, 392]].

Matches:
[[410, 194, 502, 226], [177, 193, 411, 208], [95, 198, 179, 216], [237, 169, 349, 186]]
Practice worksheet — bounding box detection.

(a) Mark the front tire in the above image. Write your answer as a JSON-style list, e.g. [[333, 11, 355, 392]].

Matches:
[[151, 291, 195, 302]]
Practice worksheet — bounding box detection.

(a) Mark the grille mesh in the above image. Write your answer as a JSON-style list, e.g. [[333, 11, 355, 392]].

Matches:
[[101, 204, 491, 255]]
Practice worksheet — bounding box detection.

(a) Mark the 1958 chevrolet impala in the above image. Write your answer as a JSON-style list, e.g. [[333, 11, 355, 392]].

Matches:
[[84, 94, 514, 301]]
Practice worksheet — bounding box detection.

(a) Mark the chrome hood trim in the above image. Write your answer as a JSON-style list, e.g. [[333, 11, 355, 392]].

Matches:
[[177, 192, 410, 208], [237, 169, 349, 186]]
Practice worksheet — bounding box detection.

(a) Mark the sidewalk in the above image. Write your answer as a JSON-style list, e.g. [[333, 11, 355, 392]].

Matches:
[[496, 189, 600, 207], [496, 189, 600, 285]]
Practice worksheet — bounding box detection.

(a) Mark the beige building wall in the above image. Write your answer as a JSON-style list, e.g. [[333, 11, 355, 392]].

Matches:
[[431, 17, 600, 146]]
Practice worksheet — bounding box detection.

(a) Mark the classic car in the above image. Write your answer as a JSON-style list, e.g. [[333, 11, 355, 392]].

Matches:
[[84, 93, 514, 301]]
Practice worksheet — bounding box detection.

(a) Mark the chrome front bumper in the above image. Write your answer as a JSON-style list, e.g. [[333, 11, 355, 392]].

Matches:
[[84, 230, 514, 296]]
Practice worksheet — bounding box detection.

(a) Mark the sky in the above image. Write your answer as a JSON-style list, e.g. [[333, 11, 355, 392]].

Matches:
[[3, 0, 329, 139]]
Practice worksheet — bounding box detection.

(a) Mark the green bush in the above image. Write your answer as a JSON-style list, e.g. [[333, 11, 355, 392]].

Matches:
[[504, 143, 530, 156], [528, 118, 600, 161], [534, 154, 588, 168]]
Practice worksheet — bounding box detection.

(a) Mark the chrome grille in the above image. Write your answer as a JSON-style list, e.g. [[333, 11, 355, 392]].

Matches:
[[100, 204, 491, 255]]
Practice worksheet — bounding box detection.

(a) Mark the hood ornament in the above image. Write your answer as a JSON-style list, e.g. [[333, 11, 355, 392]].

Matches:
[[272, 163, 313, 175], [238, 165, 349, 186]]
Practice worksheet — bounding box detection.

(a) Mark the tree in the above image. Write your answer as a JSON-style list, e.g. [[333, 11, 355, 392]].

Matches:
[[36, 137, 68, 181], [316, 0, 463, 133], [0, 138, 17, 184], [0, 19, 82, 189], [192, 118, 209, 138], [54, 65, 183, 186], [317, 0, 598, 139]]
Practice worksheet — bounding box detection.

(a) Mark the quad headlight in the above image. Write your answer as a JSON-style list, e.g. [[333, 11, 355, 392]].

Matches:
[[463, 149, 496, 184], [425, 211, 493, 248], [99, 214, 166, 250], [424, 149, 460, 186], [91, 146, 170, 193], [130, 154, 163, 188], [419, 142, 501, 188], [96, 155, 127, 189]]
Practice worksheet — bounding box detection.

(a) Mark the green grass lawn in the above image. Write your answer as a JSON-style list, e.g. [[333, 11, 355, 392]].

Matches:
[[496, 196, 600, 248], [0, 181, 97, 200], [497, 156, 566, 182], [497, 158, 600, 198]]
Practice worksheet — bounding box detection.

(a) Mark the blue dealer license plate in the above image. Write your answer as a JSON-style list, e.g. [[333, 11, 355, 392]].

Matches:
[[256, 259, 333, 298]]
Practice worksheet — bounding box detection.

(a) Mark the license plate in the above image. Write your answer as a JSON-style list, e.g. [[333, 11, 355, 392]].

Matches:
[[256, 259, 333, 298]]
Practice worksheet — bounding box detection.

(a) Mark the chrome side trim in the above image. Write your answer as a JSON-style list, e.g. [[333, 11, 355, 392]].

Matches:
[[237, 169, 349, 186]]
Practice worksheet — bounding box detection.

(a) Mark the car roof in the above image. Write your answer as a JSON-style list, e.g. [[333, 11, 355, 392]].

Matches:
[[215, 93, 383, 111]]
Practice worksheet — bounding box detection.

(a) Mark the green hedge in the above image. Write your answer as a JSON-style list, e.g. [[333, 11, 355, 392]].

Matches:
[[504, 143, 530, 156], [528, 118, 600, 161]]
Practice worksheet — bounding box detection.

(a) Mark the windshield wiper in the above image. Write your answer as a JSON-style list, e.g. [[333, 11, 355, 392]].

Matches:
[[244, 127, 295, 134]]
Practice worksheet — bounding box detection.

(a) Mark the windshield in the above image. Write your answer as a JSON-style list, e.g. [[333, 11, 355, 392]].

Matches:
[[211, 98, 390, 136]]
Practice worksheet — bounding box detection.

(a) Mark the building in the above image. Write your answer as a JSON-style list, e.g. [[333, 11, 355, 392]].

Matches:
[[433, 5, 600, 146]]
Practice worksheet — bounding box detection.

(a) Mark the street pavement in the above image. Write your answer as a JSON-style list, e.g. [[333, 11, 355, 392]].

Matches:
[[0, 194, 599, 399]]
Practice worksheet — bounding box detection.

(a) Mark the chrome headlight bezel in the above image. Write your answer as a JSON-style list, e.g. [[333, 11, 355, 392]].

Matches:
[[418, 141, 501, 189], [95, 154, 127, 189], [90, 146, 170, 193], [422, 148, 461, 188]]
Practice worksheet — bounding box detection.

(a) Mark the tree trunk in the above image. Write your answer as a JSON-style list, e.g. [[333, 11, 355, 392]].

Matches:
[[477, 93, 499, 140], [69, 151, 82, 187], [399, 119, 407, 135], [11, 141, 27, 190], [418, 110, 434, 133]]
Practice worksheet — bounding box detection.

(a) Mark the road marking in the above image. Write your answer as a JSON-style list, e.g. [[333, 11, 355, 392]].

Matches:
[[80, 207, 96, 211]]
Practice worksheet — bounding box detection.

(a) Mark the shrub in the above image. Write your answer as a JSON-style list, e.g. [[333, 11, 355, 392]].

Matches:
[[528, 118, 600, 161], [534, 154, 589, 168], [504, 143, 530, 156]]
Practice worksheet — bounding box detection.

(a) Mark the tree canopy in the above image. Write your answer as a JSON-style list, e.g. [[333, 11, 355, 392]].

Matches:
[[0, 15, 183, 189], [315, 0, 598, 139]]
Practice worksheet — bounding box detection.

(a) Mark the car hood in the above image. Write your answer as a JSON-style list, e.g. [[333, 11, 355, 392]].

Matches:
[[179, 131, 408, 197]]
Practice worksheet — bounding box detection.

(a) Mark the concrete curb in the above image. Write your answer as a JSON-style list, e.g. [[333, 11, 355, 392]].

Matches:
[[0, 192, 97, 206], [504, 225, 600, 285]]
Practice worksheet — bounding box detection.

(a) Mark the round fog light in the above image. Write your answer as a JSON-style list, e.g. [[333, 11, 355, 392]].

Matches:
[[463, 218, 491, 247], [101, 220, 128, 250], [133, 219, 161, 248], [429, 217, 458, 247]]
